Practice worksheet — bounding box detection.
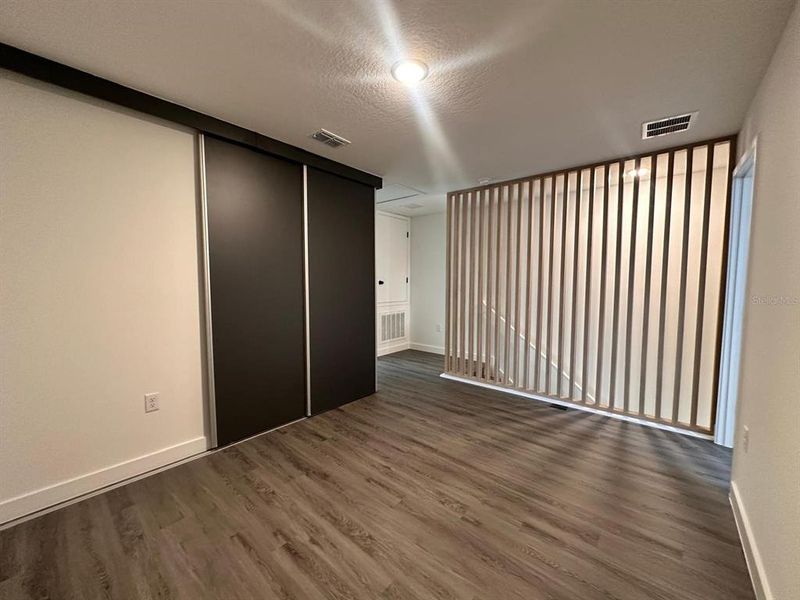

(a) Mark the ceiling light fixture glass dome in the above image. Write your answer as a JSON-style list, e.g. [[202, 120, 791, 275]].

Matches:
[[391, 59, 429, 85]]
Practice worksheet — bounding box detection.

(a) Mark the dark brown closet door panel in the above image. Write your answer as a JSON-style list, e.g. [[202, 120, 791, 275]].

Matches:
[[204, 135, 305, 446], [307, 167, 376, 414]]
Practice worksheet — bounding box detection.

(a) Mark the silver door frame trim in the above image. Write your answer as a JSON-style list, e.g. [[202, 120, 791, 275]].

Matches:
[[198, 134, 218, 448], [303, 165, 312, 416]]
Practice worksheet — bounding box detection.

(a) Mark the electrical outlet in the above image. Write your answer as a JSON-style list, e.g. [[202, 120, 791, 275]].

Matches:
[[144, 392, 160, 413], [743, 425, 749, 453], [436, 324, 442, 333]]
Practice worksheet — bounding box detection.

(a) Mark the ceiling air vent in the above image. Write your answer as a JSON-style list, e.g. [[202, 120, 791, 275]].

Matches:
[[310, 128, 351, 148], [641, 112, 697, 139]]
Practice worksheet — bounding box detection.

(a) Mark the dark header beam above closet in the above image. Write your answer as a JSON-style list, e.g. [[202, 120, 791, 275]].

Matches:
[[0, 41, 382, 190]]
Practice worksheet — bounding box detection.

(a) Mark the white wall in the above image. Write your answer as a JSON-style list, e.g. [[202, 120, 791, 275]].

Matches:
[[730, 4, 800, 599], [0, 71, 207, 524], [410, 211, 446, 354]]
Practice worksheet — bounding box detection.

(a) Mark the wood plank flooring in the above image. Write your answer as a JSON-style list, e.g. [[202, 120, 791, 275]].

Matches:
[[0, 350, 753, 599]]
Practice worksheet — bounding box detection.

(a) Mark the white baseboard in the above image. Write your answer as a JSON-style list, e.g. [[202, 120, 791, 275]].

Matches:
[[730, 481, 770, 600], [0, 436, 207, 526], [440, 373, 713, 440], [410, 342, 445, 355], [378, 341, 410, 357]]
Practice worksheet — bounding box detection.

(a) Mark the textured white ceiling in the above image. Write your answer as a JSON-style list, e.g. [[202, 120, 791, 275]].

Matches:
[[0, 0, 794, 216]]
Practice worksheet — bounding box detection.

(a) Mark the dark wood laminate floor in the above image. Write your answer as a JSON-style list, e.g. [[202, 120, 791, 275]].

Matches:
[[0, 350, 753, 600]]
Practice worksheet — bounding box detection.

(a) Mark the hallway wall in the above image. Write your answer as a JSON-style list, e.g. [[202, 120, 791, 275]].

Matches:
[[730, 3, 800, 599]]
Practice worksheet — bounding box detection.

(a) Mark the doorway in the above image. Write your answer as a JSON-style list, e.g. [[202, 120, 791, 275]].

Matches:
[[376, 212, 410, 356], [715, 140, 757, 447]]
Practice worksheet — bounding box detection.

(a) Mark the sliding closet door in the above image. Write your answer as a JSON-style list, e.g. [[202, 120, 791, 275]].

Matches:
[[203, 135, 306, 446], [307, 167, 376, 414]]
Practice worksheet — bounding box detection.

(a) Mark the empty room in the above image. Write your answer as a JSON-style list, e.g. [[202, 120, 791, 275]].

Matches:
[[1, 1, 798, 599]]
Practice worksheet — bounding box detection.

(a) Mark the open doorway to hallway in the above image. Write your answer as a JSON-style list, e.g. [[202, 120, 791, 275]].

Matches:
[[715, 141, 757, 447], [376, 211, 411, 357]]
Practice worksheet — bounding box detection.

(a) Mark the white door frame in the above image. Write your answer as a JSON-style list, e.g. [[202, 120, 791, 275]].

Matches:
[[375, 211, 411, 357], [714, 138, 757, 447]]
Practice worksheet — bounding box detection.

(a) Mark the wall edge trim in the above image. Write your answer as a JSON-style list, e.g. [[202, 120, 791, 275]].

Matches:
[[0, 437, 207, 527], [730, 480, 771, 600], [377, 342, 410, 357], [410, 343, 445, 355]]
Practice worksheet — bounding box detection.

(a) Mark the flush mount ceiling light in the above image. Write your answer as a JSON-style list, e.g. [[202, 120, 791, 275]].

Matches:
[[391, 59, 429, 85]]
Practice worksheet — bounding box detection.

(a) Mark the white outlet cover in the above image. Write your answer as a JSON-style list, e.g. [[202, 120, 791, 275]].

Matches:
[[144, 392, 160, 413]]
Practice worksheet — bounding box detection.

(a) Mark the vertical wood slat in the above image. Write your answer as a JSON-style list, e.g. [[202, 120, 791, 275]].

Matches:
[[581, 167, 596, 402], [533, 178, 545, 391], [452, 194, 460, 372], [690, 144, 715, 426], [545, 176, 557, 394], [654, 152, 676, 420], [523, 179, 535, 389], [595, 165, 610, 407], [467, 192, 476, 377], [453, 193, 463, 373], [503, 185, 514, 384], [493, 186, 503, 381], [476, 190, 485, 378], [638, 156, 658, 416], [486, 187, 496, 380], [608, 162, 625, 409], [513, 183, 524, 386], [444, 193, 453, 371], [672, 146, 694, 424], [459, 193, 468, 374], [710, 139, 737, 429], [556, 173, 569, 397], [568, 170, 583, 400], [622, 158, 641, 413]]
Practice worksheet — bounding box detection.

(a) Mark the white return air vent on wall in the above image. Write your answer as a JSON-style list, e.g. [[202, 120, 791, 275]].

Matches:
[[310, 128, 351, 148], [641, 112, 698, 139], [380, 311, 406, 343]]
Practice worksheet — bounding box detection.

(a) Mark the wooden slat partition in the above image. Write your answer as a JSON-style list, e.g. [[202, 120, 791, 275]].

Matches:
[[556, 174, 569, 397], [444, 136, 735, 435], [595, 165, 610, 408], [467, 192, 475, 378], [608, 162, 624, 410], [513, 183, 524, 387], [568, 170, 582, 399], [638, 156, 658, 416], [582, 168, 596, 403], [623, 158, 641, 413], [476, 190, 485, 378], [523, 180, 535, 390], [533, 179, 545, 391]]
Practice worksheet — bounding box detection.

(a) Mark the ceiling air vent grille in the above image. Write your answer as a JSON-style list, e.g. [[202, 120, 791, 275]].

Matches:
[[642, 112, 697, 139], [310, 128, 351, 148]]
